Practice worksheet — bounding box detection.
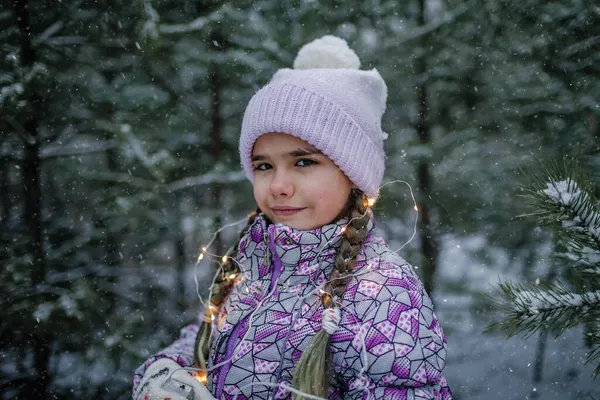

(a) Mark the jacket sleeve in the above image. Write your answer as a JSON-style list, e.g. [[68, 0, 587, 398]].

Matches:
[[132, 321, 200, 397], [339, 285, 452, 400]]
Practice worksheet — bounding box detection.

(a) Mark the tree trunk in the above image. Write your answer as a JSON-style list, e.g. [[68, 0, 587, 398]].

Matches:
[[0, 157, 9, 225], [590, 113, 599, 199], [175, 198, 187, 312], [209, 62, 224, 256], [102, 115, 121, 315], [14, 0, 51, 397], [415, 0, 438, 295], [530, 330, 547, 399]]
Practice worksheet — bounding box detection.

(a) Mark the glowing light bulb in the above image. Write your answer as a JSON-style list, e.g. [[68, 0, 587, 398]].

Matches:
[[197, 253, 204, 261], [222, 255, 228, 263], [340, 226, 346, 233], [196, 371, 207, 384], [202, 247, 207, 252], [228, 273, 236, 280], [367, 198, 376, 207], [413, 205, 418, 212]]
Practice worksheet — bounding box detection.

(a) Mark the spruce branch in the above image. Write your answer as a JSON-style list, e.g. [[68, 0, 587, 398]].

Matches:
[[584, 321, 600, 377], [486, 280, 600, 338], [519, 157, 600, 253], [488, 157, 600, 377]]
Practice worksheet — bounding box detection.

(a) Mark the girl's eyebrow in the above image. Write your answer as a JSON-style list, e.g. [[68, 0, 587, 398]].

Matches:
[[251, 147, 321, 162], [289, 147, 321, 157]]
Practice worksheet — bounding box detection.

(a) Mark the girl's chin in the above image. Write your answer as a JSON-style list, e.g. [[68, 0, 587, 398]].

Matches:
[[270, 215, 320, 231]]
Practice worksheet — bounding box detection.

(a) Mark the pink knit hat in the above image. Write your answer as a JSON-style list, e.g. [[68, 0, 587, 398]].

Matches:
[[239, 35, 388, 198]]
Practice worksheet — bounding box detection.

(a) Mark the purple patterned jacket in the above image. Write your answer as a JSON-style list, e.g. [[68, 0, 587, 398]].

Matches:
[[133, 214, 452, 400]]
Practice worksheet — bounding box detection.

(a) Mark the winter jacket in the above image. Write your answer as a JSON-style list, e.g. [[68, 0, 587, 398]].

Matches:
[[133, 213, 452, 400]]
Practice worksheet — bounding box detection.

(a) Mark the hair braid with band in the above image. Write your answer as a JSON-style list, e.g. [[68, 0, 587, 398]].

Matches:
[[193, 209, 260, 371], [292, 188, 371, 400]]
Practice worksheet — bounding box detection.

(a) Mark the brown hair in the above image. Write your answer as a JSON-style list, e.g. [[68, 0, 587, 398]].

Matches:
[[194, 190, 371, 399], [292, 188, 370, 399]]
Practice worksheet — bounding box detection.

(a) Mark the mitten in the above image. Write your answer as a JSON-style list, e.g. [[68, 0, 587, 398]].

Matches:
[[133, 358, 216, 400]]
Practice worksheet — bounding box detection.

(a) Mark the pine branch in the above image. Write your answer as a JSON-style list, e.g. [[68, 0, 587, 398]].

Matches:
[[542, 178, 600, 244], [584, 321, 600, 377], [557, 247, 600, 278], [486, 280, 600, 338], [519, 158, 600, 271], [488, 157, 600, 378]]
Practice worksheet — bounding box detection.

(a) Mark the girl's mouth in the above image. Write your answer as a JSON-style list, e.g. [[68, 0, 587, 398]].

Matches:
[[271, 207, 306, 217]]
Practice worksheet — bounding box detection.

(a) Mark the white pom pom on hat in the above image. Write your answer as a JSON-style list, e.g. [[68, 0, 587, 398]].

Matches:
[[293, 35, 361, 70], [240, 35, 388, 199]]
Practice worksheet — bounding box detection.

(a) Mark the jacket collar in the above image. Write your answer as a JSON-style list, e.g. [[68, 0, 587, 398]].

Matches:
[[238, 213, 375, 271]]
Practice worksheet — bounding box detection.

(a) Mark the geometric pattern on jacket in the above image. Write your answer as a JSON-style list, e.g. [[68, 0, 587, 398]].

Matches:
[[133, 213, 453, 400]]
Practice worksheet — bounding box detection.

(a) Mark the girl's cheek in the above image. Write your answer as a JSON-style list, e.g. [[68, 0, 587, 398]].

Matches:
[[253, 180, 268, 199]]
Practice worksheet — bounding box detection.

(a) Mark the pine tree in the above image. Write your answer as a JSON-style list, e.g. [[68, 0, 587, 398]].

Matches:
[[487, 159, 600, 377]]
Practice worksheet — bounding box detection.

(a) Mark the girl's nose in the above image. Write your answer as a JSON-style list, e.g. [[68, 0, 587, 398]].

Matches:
[[269, 170, 294, 198]]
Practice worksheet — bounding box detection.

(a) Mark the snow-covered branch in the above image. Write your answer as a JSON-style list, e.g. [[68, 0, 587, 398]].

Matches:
[[513, 288, 600, 315], [562, 35, 600, 58], [488, 279, 600, 343], [83, 169, 246, 193], [81, 171, 157, 189], [167, 170, 246, 192], [158, 4, 228, 34], [561, 247, 600, 273], [543, 179, 600, 244], [41, 140, 116, 159], [141, 0, 160, 40], [121, 128, 168, 181], [383, 0, 476, 49]]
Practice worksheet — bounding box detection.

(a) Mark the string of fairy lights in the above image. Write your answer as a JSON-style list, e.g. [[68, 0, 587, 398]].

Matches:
[[169, 180, 420, 399]]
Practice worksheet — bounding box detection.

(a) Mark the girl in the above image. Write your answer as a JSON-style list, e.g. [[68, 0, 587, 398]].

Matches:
[[133, 35, 452, 400]]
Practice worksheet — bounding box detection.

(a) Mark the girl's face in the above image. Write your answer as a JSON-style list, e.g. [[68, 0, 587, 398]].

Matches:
[[251, 132, 354, 230]]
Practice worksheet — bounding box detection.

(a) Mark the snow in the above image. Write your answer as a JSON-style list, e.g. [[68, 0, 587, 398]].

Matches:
[[0, 82, 23, 104], [543, 179, 580, 207], [513, 289, 600, 314], [543, 179, 600, 242], [579, 247, 600, 266]]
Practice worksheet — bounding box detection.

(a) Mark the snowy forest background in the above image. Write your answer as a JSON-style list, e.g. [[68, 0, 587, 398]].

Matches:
[[1, 0, 599, 399]]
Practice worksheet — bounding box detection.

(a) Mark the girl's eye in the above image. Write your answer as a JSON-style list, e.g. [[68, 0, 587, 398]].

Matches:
[[254, 163, 272, 171], [296, 159, 316, 167]]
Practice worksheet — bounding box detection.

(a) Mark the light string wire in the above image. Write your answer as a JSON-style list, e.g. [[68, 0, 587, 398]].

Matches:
[[193, 216, 250, 308], [185, 179, 418, 398], [378, 179, 419, 253], [159, 365, 333, 400]]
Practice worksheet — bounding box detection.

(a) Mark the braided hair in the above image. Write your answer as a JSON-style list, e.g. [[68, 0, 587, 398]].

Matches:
[[292, 188, 371, 399]]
